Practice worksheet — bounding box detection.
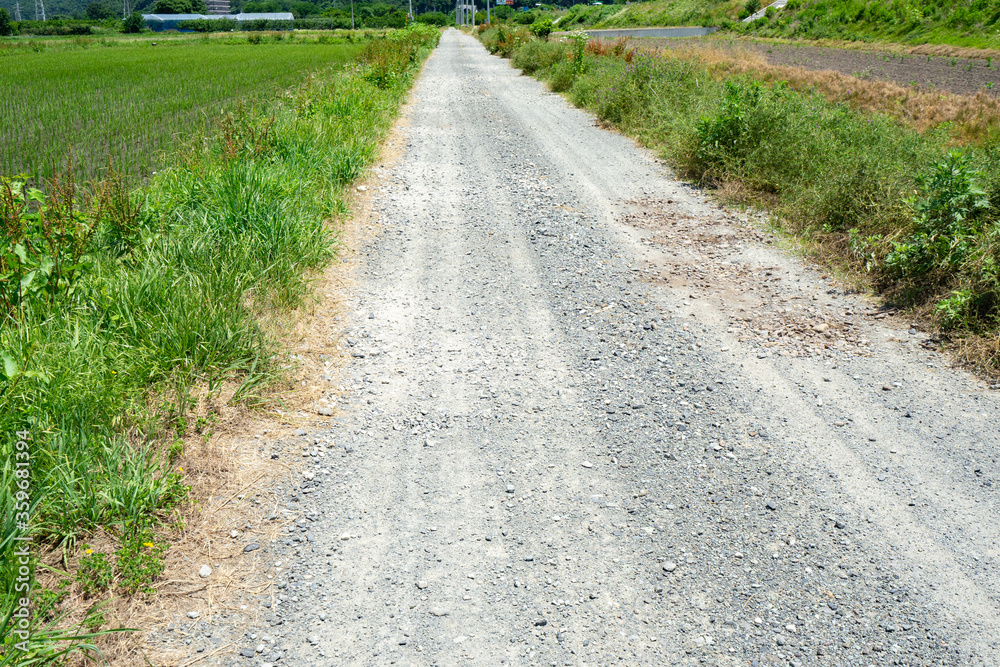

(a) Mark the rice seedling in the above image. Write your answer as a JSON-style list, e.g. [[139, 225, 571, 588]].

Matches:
[[0, 38, 361, 184]]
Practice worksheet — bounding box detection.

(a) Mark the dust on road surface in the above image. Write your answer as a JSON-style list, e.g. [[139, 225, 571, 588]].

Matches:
[[175, 30, 1000, 666]]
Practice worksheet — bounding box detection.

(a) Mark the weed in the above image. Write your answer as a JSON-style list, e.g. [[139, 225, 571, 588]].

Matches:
[[887, 151, 990, 278], [115, 528, 168, 596], [484, 29, 1000, 371], [36, 579, 73, 621], [569, 30, 590, 74], [167, 441, 184, 464], [77, 548, 113, 598], [0, 27, 440, 660]]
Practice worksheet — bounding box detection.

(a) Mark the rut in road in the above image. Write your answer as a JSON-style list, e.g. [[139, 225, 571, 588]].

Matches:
[[190, 30, 1000, 667]]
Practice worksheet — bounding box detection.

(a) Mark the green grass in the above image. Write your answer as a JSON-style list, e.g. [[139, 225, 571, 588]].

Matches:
[[582, 0, 743, 29], [549, 0, 1000, 51], [0, 34, 363, 184], [731, 0, 1000, 50], [0, 23, 440, 663], [484, 32, 1000, 369]]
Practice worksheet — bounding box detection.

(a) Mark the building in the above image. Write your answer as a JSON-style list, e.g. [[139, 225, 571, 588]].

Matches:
[[142, 12, 294, 31], [205, 0, 230, 14]]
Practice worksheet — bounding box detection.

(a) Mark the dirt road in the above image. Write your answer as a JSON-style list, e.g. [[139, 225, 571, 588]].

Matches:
[[179, 30, 1000, 666]]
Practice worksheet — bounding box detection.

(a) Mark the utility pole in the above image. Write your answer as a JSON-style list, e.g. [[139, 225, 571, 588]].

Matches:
[[123, 0, 131, 18], [34, 0, 45, 21], [455, 0, 459, 26], [486, 0, 489, 25], [350, 0, 354, 29], [407, 0, 412, 21], [14, 1, 21, 20]]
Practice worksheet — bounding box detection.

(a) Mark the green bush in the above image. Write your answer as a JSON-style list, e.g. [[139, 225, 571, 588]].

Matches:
[[510, 38, 565, 74], [416, 11, 451, 26], [514, 9, 538, 25], [529, 17, 553, 40], [123, 12, 144, 33], [887, 151, 990, 280]]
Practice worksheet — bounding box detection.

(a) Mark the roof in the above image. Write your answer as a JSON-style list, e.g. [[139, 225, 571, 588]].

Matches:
[[235, 12, 293, 20], [142, 13, 212, 20]]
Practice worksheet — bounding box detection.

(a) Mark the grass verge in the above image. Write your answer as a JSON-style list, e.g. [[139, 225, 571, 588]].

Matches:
[[479, 27, 1000, 375], [0, 23, 439, 664]]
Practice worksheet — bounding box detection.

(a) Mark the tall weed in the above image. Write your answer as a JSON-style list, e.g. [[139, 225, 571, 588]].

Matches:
[[0, 24, 440, 663], [483, 30, 1000, 371]]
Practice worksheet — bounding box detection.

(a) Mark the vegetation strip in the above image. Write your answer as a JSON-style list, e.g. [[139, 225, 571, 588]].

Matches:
[[551, 0, 1000, 53], [479, 26, 1000, 374], [0, 23, 438, 664]]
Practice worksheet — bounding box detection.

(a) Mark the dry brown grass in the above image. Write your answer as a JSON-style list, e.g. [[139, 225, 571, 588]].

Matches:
[[721, 34, 1000, 63], [650, 42, 1000, 143]]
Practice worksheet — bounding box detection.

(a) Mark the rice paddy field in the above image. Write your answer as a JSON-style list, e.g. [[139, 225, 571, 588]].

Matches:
[[0, 35, 364, 183]]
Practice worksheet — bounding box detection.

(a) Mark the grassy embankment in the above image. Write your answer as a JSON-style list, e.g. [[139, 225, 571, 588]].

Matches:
[[551, 0, 1000, 53], [0, 24, 439, 664], [480, 26, 1000, 373]]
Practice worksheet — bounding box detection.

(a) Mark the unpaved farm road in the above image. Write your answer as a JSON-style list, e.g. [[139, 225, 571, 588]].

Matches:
[[179, 30, 1000, 667]]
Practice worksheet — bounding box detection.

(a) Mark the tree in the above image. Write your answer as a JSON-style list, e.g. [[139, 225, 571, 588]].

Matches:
[[415, 10, 448, 25], [87, 2, 114, 18], [124, 11, 144, 30], [152, 0, 206, 13], [529, 16, 552, 39], [0, 8, 12, 36], [290, 1, 318, 17]]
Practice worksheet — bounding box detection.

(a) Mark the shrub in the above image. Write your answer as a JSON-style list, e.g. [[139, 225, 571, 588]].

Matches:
[[510, 38, 565, 74], [529, 17, 553, 41], [888, 153, 989, 276], [490, 24, 532, 58], [514, 9, 538, 25], [123, 12, 144, 33], [416, 11, 450, 26]]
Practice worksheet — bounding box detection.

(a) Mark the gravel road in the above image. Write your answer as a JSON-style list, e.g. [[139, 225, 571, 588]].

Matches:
[[175, 29, 1000, 667]]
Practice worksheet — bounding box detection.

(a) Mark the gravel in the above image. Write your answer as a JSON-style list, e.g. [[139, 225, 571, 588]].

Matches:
[[160, 30, 1000, 667]]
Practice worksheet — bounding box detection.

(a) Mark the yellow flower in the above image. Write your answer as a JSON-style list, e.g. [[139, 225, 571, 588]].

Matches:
[[178, 467, 183, 472], [143, 542, 154, 548], [85, 548, 93, 554]]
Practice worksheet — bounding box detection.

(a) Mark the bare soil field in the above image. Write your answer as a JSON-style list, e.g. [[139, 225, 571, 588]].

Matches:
[[635, 37, 1000, 97]]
